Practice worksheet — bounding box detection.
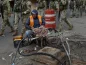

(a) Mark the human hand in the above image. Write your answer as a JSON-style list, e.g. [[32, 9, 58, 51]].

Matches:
[[39, 25, 44, 29], [31, 27, 34, 30]]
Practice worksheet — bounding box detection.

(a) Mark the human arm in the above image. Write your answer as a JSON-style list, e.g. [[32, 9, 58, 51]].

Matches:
[[25, 18, 32, 30], [41, 17, 45, 26], [39, 17, 45, 28]]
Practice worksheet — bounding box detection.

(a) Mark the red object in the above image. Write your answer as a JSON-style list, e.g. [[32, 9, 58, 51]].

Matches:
[[45, 9, 56, 28]]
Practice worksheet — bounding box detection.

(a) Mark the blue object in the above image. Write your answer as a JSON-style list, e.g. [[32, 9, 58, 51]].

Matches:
[[12, 63, 15, 65], [31, 9, 38, 15], [25, 30, 33, 38]]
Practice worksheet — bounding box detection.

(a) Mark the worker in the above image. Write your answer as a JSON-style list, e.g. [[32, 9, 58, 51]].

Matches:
[[25, 9, 45, 38]]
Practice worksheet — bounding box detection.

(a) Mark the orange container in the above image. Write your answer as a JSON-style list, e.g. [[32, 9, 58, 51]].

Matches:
[[45, 9, 56, 28]]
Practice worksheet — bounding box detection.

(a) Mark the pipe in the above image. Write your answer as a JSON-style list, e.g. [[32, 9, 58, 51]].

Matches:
[[59, 32, 72, 65], [12, 36, 64, 65]]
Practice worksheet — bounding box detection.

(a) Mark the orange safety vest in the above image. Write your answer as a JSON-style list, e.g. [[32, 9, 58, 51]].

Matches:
[[29, 15, 42, 27]]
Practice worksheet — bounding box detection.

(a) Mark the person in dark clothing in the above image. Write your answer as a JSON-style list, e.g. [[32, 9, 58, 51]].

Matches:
[[0, 0, 3, 18], [9, 0, 14, 12], [46, 0, 50, 8], [25, 9, 45, 38], [69, 0, 75, 17]]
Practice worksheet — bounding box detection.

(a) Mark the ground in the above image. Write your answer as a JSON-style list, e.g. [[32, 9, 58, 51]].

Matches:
[[0, 13, 86, 65]]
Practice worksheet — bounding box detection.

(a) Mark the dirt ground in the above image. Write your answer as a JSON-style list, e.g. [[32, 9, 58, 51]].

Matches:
[[67, 34, 86, 65], [10, 34, 86, 65]]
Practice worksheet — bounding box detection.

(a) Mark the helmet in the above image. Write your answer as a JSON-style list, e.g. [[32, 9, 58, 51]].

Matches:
[[31, 9, 38, 15]]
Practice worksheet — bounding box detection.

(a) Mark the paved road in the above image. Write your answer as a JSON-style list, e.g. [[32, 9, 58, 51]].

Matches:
[[63, 16, 86, 37], [0, 13, 86, 65], [0, 14, 22, 65]]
